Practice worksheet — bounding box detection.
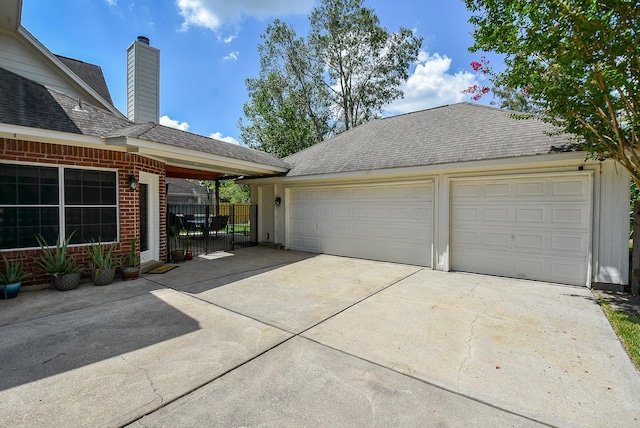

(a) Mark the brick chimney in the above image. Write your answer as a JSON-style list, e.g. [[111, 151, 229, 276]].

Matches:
[[126, 36, 159, 123]]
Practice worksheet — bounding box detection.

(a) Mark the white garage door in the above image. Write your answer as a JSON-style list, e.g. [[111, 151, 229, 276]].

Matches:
[[289, 182, 433, 266], [451, 174, 591, 286]]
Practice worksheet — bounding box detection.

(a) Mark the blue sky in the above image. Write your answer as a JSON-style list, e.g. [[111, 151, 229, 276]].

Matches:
[[21, 0, 496, 145]]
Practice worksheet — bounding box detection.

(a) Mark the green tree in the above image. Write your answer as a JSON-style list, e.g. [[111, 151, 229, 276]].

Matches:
[[219, 180, 250, 203], [464, 0, 640, 184], [239, 20, 332, 157], [239, 0, 422, 155], [309, 0, 422, 131], [490, 86, 541, 113]]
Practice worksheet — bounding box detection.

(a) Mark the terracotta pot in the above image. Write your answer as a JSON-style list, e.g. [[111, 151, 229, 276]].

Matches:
[[121, 266, 140, 281]]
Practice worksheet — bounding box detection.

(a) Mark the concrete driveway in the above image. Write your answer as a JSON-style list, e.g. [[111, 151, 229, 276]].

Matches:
[[1, 246, 639, 427]]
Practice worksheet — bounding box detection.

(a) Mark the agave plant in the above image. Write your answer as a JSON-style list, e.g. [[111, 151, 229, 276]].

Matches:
[[0, 255, 31, 284], [86, 239, 116, 270], [35, 232, 80, 276]]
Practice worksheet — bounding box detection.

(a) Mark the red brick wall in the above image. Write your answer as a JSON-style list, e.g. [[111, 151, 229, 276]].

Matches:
[[0, 138, 168, 287]]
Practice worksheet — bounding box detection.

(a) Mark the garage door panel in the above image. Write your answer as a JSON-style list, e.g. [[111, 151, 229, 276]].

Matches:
[[289, 183, 433, 267], [451, 174, 590, 286]]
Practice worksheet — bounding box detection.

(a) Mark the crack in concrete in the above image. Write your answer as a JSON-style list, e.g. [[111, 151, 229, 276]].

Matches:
[[456, 280, 489, 393], [120, 354, 164, 407]]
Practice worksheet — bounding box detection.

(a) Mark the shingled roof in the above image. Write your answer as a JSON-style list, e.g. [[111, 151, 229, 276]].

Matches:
[[56, 55, 114, 106], [0, 66, 288, 171], [283, 103, 575, 177]]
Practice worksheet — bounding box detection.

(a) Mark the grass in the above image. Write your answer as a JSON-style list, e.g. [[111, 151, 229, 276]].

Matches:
[[599, 300, 640, 369]]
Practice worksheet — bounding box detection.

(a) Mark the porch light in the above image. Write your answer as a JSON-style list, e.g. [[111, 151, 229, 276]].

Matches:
[[275, 196, 282, 206], [128, 174, 138, 190]]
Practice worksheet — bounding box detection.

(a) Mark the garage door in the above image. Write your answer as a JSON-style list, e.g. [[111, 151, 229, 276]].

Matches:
[[451, 174, 591, 286], [289, 182, 433, 266]]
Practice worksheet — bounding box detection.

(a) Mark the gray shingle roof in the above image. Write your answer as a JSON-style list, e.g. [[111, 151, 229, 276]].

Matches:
[[56, 55, 114, 106], [283, 103, 575, 177], [0, 66, 287, 170], [106, 122, 287, 168]]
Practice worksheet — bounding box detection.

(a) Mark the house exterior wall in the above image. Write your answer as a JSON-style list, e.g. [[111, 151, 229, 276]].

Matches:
[[593, 161, 630, 284], [0, 33, 77, 97], [0, 137, 167, 286], [253, 157, 630, 286]]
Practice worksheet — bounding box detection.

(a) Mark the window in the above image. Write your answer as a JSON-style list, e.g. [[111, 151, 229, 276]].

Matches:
[[0, 163, 118, 249]]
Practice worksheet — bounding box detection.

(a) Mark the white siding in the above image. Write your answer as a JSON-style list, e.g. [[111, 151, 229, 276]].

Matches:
[[0, 33, 78, 97], [594, 162, 630, 284]]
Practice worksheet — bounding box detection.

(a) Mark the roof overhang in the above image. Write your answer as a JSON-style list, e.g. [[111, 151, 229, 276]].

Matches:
[[107, 136, 289, 178], [165, 165, 224, 180], [0, 124, 288, 179], [242, 151, 590, 185]]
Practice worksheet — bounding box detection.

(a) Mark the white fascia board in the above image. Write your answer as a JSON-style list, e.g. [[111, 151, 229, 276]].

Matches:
[[0, 123, 119, 148], [243, 152, 590, 185], [17, 26, 125, 119], [107, 136, 288, 176]]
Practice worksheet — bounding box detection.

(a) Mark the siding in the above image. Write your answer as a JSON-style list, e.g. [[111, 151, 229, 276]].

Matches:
[[0, 33, 80, 98], [126, 41, 159, 123], [594, 161, 630, 284]]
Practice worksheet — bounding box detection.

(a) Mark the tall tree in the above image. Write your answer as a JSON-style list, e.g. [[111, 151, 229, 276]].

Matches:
[[238, 20, 332, 157], [464, 0, 640, 184], [309, 0, 422, 131], [239, 0, 422, 155]]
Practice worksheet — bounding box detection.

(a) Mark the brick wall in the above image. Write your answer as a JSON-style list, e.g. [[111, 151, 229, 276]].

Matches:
[[0, 138, 168, 287]]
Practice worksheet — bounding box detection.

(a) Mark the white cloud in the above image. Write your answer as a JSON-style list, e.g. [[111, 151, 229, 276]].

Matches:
[[221, 34, 237, 43], [384, 51, 480, 115], [105, 0, 117, 5], [210, 132, 240, 145], [177, 0, 314, 31], [223, 51, 239, 61], [160, 115, 190, 131]]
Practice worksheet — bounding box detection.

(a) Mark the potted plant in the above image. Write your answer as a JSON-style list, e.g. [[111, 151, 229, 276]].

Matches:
[[86, 239, 116, 285], [183, 235, 194, 260], [121, 237, 140, 280], [0, 255, 31, 299], [35, 233, 82, 291], [169, 226, 185, 263], [274, 243, 284, 250]]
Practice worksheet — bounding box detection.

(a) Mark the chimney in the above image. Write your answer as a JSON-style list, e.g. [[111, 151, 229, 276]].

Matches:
[[126, 36, 159, 123]]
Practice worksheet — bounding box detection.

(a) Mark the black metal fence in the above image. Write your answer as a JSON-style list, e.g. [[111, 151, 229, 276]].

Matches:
[[166, 204, 257, 258]]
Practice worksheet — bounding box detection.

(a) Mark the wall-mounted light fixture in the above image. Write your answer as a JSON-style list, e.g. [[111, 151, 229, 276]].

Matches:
[[275, 196, 282, 206], [128, 174, 138, 190]]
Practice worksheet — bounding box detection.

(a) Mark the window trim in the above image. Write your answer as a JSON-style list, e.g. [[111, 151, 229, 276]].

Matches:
[[0, 161, 121, 251]]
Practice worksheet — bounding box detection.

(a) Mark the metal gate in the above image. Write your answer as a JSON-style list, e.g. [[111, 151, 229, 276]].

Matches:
[[167, 204, 257, 259]]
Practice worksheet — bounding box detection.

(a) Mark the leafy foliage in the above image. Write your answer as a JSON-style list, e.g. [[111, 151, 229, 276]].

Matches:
[[239, 0, 422, 156], [239, 20, 333, 157], [0, 255, 31, 285], [86, 239, 116, 270], [35, 232, 80, 275], [465, 0, 640, 184], [219, 180, 251, 203], [309, 0, 422, 131], [124, 237, 139, 267]]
